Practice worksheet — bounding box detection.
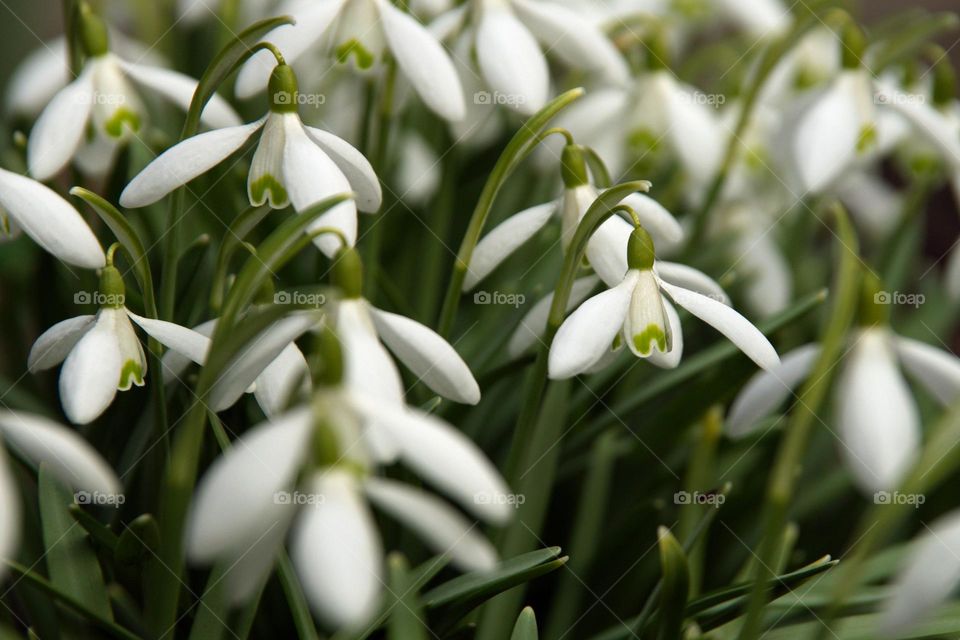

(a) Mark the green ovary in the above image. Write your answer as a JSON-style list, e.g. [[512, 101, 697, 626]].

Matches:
[[119, 360, 144, 390], [628, 129, 661, 154], [632, 324, 667, 356], [856, 123, 877, 154], [104, 108, 141, 138], [250, 175, 289, 208], [336, 39, 375, 70]]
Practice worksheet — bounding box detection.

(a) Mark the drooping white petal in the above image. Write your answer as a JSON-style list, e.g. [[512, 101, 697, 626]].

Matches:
[[120, 119, 265, 208], [735, 232, 792, 318], [0, 411, 121, 495], [113, 310, 147, 391], [254, 343, 311, 418], [834, 170, 903, 239], [508, 276, 599, 357], [895, 336, 960, 406], [726, 343, 821, 438], [375, 0, 466, 121], [27, 64, 94, 180], [0, 170, 105, 269], [875, 83, 960, 172], [837, 329, 919, 493], [475, 3, 548, 115], [882, 510, 960, 636], [0, 447, 21, 571], [234, 0, 347, 98], [464, 202, 557, 291], [623, 270, 671, 357], [337, 301, 404, 405], [28, 315, 96, 372], [511, 0, 628, 85], [303, 126, 382, 212], [549, 270, 639, 379], [208, 311, 318, 412], [291, 469, 382, 628], [349, 392, 513, 524], [647, 299, 683, 369], [161, 318, 217, 384], [585, 211, 631, 288], [178, 0, 220, 24], [661, 281, 780, 370], [248, 113, 289, 209], [370, 307, 480, 404], [74, 131, 122, 178], [655, 262, 730, 305], [714, 0, 791, 37], [186, 407, 312, 562], [222, 506, 295, 605], [6, 38, 69, 116], [543, 86, 629, 175], [116, 58, 241, 129], [365, 477, 498, 571], [59, 310, 123, 424], [127, 312, 210, 366], [620, 193, 684, 249]]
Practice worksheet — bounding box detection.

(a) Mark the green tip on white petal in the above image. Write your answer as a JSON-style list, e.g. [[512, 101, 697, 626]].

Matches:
[[632, 324, 668, 356]]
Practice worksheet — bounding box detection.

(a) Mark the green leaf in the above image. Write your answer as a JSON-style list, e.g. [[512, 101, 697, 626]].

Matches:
[[656, 527, 690, 640], [387, 554, 428, 640], [114, 514, 159, 567], [38, 465, 113, 622], [210, 205, 272, 312], [511, 607, 539, 640]]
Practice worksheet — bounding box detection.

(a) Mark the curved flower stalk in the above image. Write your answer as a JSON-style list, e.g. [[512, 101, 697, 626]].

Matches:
[[727, 278, 960, 494], [121, 63, 381, 256], [28, 257, 210, 424], [234, 0, 466, 121], [27, 4, 240, 181], [185, 329, 510, 628], [0, 168, 105, 269], [548, 225, 780, 378]]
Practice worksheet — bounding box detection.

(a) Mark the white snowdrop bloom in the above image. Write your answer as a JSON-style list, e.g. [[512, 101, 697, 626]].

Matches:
[[728, 297, 960, 493], [465, 144, 684, 291], [0, 410, 124, 572], [395, 132, 441, 205], [234, 0, 466, 121], [121, 64, 380, 257], [26, 6, 240, 182], [712, 0, 791, 38], [0, 168, 105, 269], [881, 510, 960, 636], [186, 332, 509, 628], [756, 27, 839, 110], [549, 225, 779, 378], [28, 262, 210, 424], [177, 0, 277, 24]]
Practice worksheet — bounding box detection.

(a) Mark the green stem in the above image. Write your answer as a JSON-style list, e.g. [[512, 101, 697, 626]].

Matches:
[[737, 203, 861, 640], [362, 57, 397, 299]]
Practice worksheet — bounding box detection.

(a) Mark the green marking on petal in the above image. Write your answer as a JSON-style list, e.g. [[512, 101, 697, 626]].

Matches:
[[119, 360, 144, 390], [856, 123, 877, 154], [104, 108, 141, 138], [793, 66, 824, 91], [249, 174, 289, 208], [628, 129, 661, 154], [632, 324, 667, 356], [612, 333, 623, 350], [336, 39, 375, 70]]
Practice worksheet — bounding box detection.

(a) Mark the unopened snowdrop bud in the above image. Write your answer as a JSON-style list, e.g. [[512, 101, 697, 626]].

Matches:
[[268, 64, 299, 114], [858, 271, 890, 327], [77, 2, 109, 57], [333, 247, 364, 299], [560, 144, 588, 189]]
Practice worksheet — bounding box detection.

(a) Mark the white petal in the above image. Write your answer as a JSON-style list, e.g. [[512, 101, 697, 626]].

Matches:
[[646, 299, 683, 369], [655, 262, 730, 305], [28, 315, 96, 372], [837, 329, 919, 493], [882, 510, 960, 635], [585, 211, 631, 288], [222, 507, 294, 604], [620, 193, 684, 249], [365, 477, 497, 571], [895, 336, 960, 406], [248, 114, 289, 208], [120, 119, 264, 208], [59, 310, 123, 424], [161, 318, 217, 384], [349, 392, 513, 524], [548, 271, 639, 379], [835, 170, 902, 239], [114, 311, 147, 391], [476, 5, 548, 115], [0, 411, 121, 495], [465, 202, 557, 291], [234, 0, 346, 98], [376, 0, 466, 121], [254, 343, 311, 418], [661, 281, 780, 370], [715, 0, 790, 37], [0, 169, 105, 269], [209, 312, 318, 412], [303, 126, 382, 212], [664, 78, 725, 185], [726, 343, 821, 438], [117, 58, 241, 129], [6, 38, 69, 116], [370, 307, 480, 404], [735, 233, 792, 318], [337, 300, 404, 405], [511, 0, 628, 84], [75, 132, 122, 178], [508, 276, 599, 357], [186, 407, 312, 562], [291, 470, 382, 628], [0, 447, 21, 571], [623, 270, 671, 357], [127, 312, 211, 365], [27, 65, 94, 180], [875, 84, 960, 172]]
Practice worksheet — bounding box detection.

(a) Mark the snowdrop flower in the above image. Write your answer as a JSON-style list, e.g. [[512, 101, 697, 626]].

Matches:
[[712, 0, 791, 38], [0, 410, 124, 570], [549, 225, 780, 378], [465, 143, 684, 292], [234, 0, 466, 121], [27, 4, 240, 181], [121, 63, 381, 256], [28, 253, 211, 424], [178, 0, 277, 25], [0, 168, 105, 269], [727, 276, 960, 493], [186, 329, 509, 627]]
